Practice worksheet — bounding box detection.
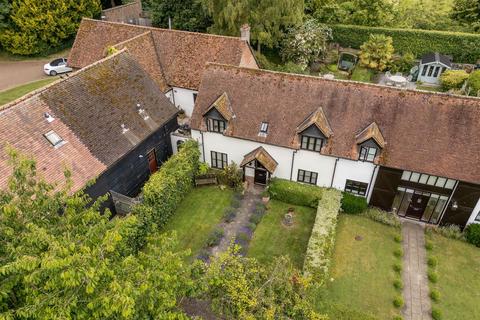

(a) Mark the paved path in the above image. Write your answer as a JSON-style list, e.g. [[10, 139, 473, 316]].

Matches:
[[401, 221, 432, 320], [210, 184, 262, 256]]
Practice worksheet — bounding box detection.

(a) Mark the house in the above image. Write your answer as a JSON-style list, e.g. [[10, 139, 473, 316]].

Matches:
[[0, 50, 179, 213], [417, 52, 452, 85], [101, 1, 150, 26], [68, 18, 258, 117], [188, 63, 480, 228]]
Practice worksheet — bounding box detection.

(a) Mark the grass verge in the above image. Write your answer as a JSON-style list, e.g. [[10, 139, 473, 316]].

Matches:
[[0, 77, 58, 106]]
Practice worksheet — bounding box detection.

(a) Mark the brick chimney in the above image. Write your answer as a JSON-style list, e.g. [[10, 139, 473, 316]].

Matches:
[[240, 24, 251, 44]]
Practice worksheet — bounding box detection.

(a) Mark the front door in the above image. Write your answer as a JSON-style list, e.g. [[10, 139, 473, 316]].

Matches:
[[406, 192, 429, 219], [147, 149, 158, 174], [254, 169, 267, 185]]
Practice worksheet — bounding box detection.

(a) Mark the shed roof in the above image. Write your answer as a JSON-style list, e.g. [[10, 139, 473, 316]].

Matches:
[[191, 63, 480, 184], [421, 52, 452, 67]]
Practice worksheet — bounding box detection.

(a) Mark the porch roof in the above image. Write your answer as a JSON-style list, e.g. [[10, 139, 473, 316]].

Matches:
[[240, 146, 278, 173]]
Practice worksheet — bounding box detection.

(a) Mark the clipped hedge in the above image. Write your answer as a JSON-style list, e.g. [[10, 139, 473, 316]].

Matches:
[[303, 189, 342, 284], [464, 223, 480, 247], [341, 193, 368, 214], [134, 140, 200, 236], [268, 178, 323, 208], [330, 24, 480, 63]]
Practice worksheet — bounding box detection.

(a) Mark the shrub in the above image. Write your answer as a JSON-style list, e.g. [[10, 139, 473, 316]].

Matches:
[[393, 248, 403, 258], [432, 307, 442, 320], [464, 223, 480, 247], [427, 256, 438, 268], [268, 178, 323, 208], [428, 270, 439, 283], [430, 224, 465, 240], [206, 228, 224, 247], [249, 213, 263, 225], [362, 208, 401, 227], [430, 289, 440, 302], [440, 70, 469, 91], [247, 222, 257, 232], [393, 278, 403, 290], [393, 263, 402, 273], [303, 189, 342, 284], [390, 52, 416, 74], [393, 296, 404, 308], [468, 70, 480, 96], [341, 193, 368, 214], [425, 241, 433, 251], [223, 208, 237, 223], [393, 316, 403, 320], [330, 24, 480, 63], [359, 34, 394, 71], [231, 198, 241, 209], [394, 234, 403, 243], [217, 163, 243, 190]]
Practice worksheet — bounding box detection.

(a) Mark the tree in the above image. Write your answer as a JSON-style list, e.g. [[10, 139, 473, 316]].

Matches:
[[0, 0, 101, 55], [0, 0, 11, 30], [359, 34, 394, 71], [197, 245, 326, 319], [280, 19, 332, 69], [451, 0, 480, 31], [0, 149, 192, 319], [150, 0, 212, 32], [200, 0, 303, 52]]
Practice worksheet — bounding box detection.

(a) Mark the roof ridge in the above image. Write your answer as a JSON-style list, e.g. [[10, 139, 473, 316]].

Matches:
[[81, 18, 245, 42], [0, 49, 128, 113], [204, 62, 480, 103]]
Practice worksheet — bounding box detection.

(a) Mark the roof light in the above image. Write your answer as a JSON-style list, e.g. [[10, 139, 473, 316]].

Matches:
[[44, 112, 55, 123], [260, 122, 269, 133], [138, 108, 150, 120], [44, 130, 65, 148]]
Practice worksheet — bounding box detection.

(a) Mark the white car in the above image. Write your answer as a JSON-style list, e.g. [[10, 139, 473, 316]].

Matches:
[[44, 58, 72, 76]]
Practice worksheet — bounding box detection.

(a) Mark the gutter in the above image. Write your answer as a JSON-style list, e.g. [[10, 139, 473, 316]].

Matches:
[[289, 150, 297, 180], [330, 158, 339, 188]]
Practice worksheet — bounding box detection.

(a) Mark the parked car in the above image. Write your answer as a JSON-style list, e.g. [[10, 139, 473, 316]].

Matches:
[[44, 58, 72, 76]]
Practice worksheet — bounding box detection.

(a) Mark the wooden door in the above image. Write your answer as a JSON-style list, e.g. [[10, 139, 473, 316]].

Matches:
[[147, 149, 158, 174], [254, 169, 267, 185]]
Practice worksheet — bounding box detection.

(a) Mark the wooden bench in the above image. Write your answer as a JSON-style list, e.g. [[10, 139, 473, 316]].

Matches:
[[195, 177, 217, 186]]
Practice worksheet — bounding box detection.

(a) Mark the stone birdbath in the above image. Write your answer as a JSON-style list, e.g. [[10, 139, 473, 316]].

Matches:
[[283, 207, 295, 226]]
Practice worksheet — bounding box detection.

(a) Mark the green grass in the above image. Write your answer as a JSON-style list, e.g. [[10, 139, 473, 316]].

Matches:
[[163, 186, 233, 257], [248, 200, 316, 268], [429, 233, 480, 319], [314, 214, 400, 319], [351, 66, 375, 82], [416, 85, 443, 92], [0, 78, 58, 106]]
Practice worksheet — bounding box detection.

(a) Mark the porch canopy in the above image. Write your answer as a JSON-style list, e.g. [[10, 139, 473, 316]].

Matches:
[[240, 146, 278, 173]]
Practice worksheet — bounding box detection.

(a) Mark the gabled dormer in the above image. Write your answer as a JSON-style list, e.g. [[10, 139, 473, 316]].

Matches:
[[355, 122, 385, 162], [296, 107, 333, 152], [202, 92, 234, 134]]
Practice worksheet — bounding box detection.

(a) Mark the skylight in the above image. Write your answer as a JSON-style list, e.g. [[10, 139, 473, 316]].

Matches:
[[260, 122, 269, 133], [44, 130, 65, 148]]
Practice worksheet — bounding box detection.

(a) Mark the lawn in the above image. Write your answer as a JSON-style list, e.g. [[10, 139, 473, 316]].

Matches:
[[248, 200, 316, 268], [428, 234, 480, 320], [163, 186, 233, 256], [314, 214, 400, 320], [351, 66, 375, 82], [0, 77, 58, 106]]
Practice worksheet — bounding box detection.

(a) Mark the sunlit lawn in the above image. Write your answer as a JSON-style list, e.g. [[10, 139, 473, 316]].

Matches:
[[0, 78, 58, 106]]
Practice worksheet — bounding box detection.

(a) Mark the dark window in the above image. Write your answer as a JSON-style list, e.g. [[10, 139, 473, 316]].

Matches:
[[421, 66, 428, 76], [300, 135, 323, 152], [427, 65, 434, 77], [176, 140, 184, 150], [359, 146, 377, 162], [207, 118, 226, 133], [211, 151, 228, 169], [193, 93, 198, 103], [433, 66, 441, 77], [50, 58, 64, 66], [297, 169, 318, 185], [345, 180, 368, 196]]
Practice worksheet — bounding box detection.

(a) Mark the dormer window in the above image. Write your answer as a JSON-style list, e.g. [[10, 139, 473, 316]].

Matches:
[[207, 118, 226, 133], [44, 130, 66, 148], [301, 135, 323, 152], [296, 107, 332, 153], [359, 145, 377, 162]]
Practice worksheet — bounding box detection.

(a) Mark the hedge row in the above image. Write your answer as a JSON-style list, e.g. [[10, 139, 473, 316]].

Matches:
[[129, 140, 200, 251], [268, 178, 323, 208], [303, 189, 342, 285], [330, 24, 480, 64]]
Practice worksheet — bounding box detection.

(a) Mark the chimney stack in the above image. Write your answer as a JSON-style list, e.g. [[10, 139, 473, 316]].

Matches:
[[240, 24, 250, 44]]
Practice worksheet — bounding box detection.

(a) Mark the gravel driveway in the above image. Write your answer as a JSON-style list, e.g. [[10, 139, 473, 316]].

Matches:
[[0, 60, 52, 91]]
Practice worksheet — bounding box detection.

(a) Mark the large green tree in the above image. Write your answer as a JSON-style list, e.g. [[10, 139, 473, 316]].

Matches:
[[200, 0, 303, 52], [0, 0, 101, 55], [150, 0, 212, 32], [451, 0, 480, 31], [0, 149, 192, 319], [0, 0, 11, 30], [359, 34, 394, 71]]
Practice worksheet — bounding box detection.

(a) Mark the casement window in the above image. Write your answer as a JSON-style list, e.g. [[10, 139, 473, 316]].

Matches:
[[44, 130, 65, 148], [206, 118, 226, 133], [427, 66, 434, 77], [421, 66, 428, 76], [211, 151, 228, 169], [359, 146, 377, 162], [345, 179, 368, 196], [401, 171, 456, 189], [297, 169, 318, 185], [300, 135, 323, 152], [433, 66, 441, 77], [193, 93, 198, 103]]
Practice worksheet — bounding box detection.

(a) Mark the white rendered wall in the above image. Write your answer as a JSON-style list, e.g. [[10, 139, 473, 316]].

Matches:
[[169, 87, 197, 117], [466, 197, 480, 225], [191, 130, 377, 198], [170, 133, 189, 154]]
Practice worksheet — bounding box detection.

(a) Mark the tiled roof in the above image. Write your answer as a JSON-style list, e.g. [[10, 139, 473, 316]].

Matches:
[[421, 52, 452, 67], [240, 146, 278, 173], [191, 64, 480, 184], [356, 122, 385, 148], [203, 92, 235, 121], [0, 50, 178, 191], [68, 19, 258, 90], [296, 107, 333, 138]]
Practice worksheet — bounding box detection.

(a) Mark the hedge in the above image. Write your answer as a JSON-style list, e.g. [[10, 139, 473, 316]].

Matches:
[[341, 193, 368, 214], [268, 178, 323, 208], [129, 140, 200, 250], [303, 189, 342, 284], [330, 24, 480, 64]]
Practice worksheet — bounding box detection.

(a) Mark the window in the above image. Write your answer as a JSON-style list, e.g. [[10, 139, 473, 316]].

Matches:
[[433, 66, 441, 77], [297, 169, 318, 185], [206, 118, 226, 133], [260, 122, 269, 133], [44, 130, 65, 148], [211, 151, 228, 169], [345, 180, 368, 196], [193, 93, 198, 103], [300, 135, 323, 152], [427, 65, 434, 77], [359, 146, 377, 162], [421, 66, 428, 76], [401, 171, 456, 189]]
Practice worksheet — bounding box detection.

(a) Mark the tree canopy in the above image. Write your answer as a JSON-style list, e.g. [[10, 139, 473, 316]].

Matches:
[[451, 0, 480, 31], [150, 0, 212, 32], [359, 34, 394, 71]]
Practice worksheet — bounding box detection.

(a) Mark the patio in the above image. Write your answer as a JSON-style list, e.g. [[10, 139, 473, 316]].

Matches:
[[378, 72, 416, 89]]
